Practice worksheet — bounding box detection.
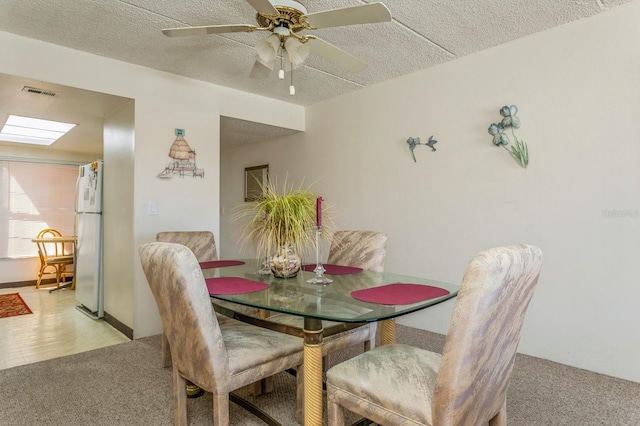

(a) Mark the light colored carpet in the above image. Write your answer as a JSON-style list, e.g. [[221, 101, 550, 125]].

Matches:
[[1, 325, 639, 425]]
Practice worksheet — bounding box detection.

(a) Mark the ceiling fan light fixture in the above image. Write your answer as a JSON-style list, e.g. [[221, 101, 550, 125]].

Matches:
[[273, 26, 291, 37], [255, 34, 280, 68], [283, 37, 309, 70]]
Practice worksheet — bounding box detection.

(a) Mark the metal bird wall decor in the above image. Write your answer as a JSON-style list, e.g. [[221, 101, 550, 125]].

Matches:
[[406, 135, 438, 162]]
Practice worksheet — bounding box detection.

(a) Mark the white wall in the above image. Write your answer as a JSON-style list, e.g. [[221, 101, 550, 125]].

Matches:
[[103, 101, 135, 327], [221, 3, 640, 382], [1, 30, 305, 337]]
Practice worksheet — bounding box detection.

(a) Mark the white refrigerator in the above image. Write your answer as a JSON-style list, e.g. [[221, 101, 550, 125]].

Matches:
[[75, 160, 104, 319]]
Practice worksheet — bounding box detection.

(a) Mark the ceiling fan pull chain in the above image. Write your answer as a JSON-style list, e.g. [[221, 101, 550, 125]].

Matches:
[[289, 64, 295, 96], [279, 45, 285, 80]]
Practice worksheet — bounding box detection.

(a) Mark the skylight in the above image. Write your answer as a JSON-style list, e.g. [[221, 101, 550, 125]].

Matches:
[[0, 115, 77, 146]]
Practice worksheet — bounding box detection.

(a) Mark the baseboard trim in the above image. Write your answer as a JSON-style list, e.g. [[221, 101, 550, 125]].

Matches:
[[0, 278, 62, 289], [0, 280, 35, 289], [103, 311, 133, 340]]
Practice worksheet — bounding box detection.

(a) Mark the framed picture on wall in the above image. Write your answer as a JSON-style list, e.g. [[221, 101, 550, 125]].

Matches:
[[245, 164, 268, 202]]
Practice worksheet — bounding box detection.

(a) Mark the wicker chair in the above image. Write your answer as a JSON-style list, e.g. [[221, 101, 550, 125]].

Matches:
[[35, 228, 74, 290], [326, 244, 542, 426]]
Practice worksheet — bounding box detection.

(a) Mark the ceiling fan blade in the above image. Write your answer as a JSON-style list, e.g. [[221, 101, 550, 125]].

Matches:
[[250, 60, 273, 79], [307, 38, 368, 73], [246, 0, 279, 15], [162, 24, 256, 37], [304, 2, 392, 29]]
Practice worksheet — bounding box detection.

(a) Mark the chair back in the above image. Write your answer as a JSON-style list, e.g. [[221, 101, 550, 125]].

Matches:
[[327, 230, 388, 272], [156, 231, 217, 262], [36, 228, 69, 260], [433, 244, 542, 425], [139, 242, 229, 391]]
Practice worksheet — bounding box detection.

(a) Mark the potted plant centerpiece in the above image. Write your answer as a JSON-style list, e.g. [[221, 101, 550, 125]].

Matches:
[[235, 179, 329, 278]]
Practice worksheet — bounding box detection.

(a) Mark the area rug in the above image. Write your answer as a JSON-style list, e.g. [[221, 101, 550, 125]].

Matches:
[[0, 293, 33, 318]]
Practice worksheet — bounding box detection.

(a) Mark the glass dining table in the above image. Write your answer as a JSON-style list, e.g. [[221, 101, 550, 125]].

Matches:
[[202, 260, 459, 426]]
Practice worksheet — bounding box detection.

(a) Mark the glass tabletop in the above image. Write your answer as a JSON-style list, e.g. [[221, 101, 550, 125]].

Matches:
[[202, 260, 459, 323]]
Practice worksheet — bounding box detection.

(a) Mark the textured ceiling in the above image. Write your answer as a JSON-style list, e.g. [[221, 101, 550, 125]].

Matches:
[[0, 0, 634, 152]]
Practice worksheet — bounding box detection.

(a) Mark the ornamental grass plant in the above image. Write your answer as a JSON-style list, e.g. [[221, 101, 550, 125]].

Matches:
[[234, 178, 330, 263]]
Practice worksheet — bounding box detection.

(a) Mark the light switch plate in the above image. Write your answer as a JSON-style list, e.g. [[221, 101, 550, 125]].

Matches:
[[148, 201, 158, 216]]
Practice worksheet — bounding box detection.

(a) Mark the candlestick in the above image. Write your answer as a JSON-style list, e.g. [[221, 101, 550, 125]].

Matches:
[[316, 196, 323, 228], [307, 225, 332, 284]]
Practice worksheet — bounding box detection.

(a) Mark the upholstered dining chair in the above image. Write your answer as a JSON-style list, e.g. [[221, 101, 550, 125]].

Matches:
[[35, 228, 74, 290], [157, 231, 262, 327], [156, 231, 218, 369], [156, 230, 264, 401], [326, 230, 388, 273], [139, 242, 304, 426], [156, 231, 217, 263], [326, 244, 542, 426]]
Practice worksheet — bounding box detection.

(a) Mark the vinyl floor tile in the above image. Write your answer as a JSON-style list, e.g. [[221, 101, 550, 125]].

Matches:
[[0, 285, 129, 370]]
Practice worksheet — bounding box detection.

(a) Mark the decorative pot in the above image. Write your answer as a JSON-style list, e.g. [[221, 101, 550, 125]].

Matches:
[[270, 245, 301, 279]]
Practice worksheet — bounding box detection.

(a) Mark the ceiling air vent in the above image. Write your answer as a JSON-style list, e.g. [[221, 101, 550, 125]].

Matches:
[[21, 86, 60, 97]]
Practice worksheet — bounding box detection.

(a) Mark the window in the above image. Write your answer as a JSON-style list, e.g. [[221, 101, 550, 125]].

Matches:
[[0, 160, 78, 259]]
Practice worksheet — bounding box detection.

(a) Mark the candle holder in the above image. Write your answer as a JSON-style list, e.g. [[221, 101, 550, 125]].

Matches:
[[307, 226, 332, 285]]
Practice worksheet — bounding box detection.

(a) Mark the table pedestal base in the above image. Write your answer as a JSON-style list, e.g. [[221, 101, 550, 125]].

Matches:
[[380, 319, 396, 346], [303, 318, 323, 426]]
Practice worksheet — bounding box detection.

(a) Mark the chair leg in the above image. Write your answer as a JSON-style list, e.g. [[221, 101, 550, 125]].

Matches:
[[262, 376, 274, 394], [489, 400, 507, 426], [36, 263, 47, 289], [54, 265, 63, 290], [328, 399, 345, 426], [173, 368, 188, 426], [212, 392, 229, 426], [36, 269, 43, 288], [365, 323, 376, 352], [161, 332, 172, 368], [364, 339, 373, 352], [247, 381, 263, 396]]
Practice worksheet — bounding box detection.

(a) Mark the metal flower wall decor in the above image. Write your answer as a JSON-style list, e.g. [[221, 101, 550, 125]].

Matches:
[[406, 135, 438, 162], [488, 105, 529, 168]]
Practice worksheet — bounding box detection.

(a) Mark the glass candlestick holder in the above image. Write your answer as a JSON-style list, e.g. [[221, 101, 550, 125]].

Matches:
[[255, 256, 272, 276], [307, 226, 332, 284]]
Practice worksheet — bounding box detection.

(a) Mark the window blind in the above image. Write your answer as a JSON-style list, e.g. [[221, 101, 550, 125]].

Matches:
[[0, 160, 78, 259]]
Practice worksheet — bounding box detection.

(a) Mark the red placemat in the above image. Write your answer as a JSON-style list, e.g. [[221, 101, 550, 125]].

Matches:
[[301, 264, 363, 275], [351, 283, 450, 305], [199, 260, 246, 269], [206, 277, 268, 295]]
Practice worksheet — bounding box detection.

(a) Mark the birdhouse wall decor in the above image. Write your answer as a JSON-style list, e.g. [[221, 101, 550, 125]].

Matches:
[[157, 129, 205, 178]]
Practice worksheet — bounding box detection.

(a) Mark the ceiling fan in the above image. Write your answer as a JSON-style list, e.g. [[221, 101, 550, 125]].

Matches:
[[162, 0, 392, 94]]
